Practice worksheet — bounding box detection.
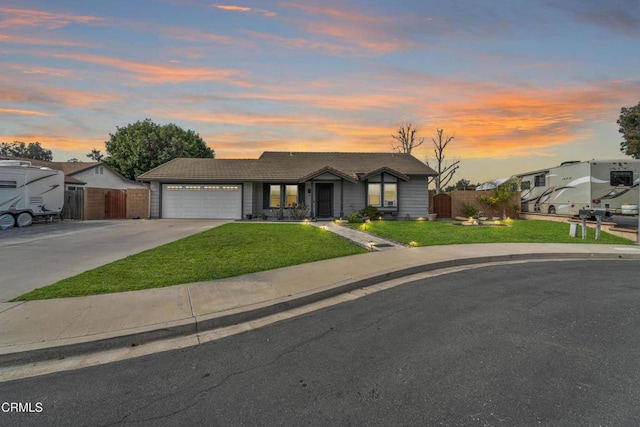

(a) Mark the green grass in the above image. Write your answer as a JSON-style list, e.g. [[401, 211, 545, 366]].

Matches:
[[14, 223, 366, 301], [350, 219, 634, 247], [15, 219, 633, 301]]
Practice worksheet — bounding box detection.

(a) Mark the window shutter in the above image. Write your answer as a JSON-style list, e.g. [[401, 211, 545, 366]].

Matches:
[[298, 184, 305, 205], [263, 184, 270, 209]]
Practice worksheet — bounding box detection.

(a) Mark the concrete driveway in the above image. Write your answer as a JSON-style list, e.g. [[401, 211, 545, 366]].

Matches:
[[0, 219, 228, 302]]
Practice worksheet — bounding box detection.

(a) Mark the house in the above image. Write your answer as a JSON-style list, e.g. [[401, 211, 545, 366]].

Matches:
[[138, 152, 437, 220], [0, 156, 149, 220]]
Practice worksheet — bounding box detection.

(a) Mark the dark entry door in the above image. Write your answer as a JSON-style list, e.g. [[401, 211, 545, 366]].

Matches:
[[316, 183, 333, 217]]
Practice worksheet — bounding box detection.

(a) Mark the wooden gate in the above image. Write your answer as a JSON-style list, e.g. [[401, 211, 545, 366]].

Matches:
[[105, 189, 127, 219], [433, 193, 452, 218], [62, 189, 84, 220]]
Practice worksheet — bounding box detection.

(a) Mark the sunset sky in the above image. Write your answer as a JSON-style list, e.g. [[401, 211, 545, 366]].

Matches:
[[1, 0, 639, 183]]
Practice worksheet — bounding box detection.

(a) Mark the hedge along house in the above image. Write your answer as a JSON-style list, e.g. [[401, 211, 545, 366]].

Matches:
[[138, 152, 437, 220]]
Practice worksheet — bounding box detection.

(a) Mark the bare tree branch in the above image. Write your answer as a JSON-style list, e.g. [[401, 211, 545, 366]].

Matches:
[[428, 129, 459, 193], [391, 122, 424, 154]]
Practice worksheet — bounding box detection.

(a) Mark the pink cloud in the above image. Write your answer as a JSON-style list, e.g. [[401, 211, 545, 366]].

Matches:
[[215, 4, 276, 18], [38, 51, 250, 85], [0, 32, 92, 47], [0, 7, 102, 30]]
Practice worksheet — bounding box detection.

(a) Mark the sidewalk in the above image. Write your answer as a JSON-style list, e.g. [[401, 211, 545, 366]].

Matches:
[[311, 221, 406, 250], [2, 242, 639, 369]]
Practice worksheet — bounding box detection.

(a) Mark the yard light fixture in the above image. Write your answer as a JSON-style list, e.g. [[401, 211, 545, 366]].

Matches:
[[409, 241, 418, 247]]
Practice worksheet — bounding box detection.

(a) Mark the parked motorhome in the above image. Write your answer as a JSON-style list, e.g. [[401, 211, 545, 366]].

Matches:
[[515, 160, 640, 216], [0, 160, 64, 229]]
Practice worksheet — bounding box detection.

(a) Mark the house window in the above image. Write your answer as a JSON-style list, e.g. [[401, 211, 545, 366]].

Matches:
[[285, 185, 298, 207], [368, 183, 381, 206], [611, 170, 633, 186], [269, 184, 281, 207], [384, 183, 397, 207], [521, 181, 531, 190], [534, 174, 545, 187]]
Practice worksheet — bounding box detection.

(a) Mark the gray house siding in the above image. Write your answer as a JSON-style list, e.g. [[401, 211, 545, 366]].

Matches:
[[147, 178, 427, 219], [242, 182, 252, 218], [342, 181, 363, 217], [150, 181, 160, 219], [398, 177, 429, 218]]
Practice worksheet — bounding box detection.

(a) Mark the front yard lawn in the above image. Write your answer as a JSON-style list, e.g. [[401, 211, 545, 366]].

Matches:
[[14, 223, 366, 301], [350, 219, 633, 246]]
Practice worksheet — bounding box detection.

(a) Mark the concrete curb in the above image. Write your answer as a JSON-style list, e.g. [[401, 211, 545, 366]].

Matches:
[[2, 251, 638, 367]]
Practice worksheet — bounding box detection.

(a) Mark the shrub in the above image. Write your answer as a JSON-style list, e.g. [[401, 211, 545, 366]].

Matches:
[[289, 203, 309, 220], [347, 212, 363, 223], [461, 202, 479, 217], [360, 205, 381, 219]]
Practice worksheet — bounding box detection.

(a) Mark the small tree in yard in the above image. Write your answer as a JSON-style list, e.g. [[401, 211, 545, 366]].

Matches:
[[477, 177, 520, 218], [427, 129, 460, 194]]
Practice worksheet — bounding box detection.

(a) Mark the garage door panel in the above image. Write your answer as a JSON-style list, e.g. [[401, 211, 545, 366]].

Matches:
[[162, 184, 241, 219]]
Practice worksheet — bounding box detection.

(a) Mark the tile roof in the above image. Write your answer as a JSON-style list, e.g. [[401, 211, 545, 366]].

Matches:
[[138, 152, 437, 181]]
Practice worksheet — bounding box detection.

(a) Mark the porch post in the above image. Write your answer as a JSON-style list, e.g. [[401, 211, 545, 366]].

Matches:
[[340, 178, 344, 218], [310, 179, 315, 218]]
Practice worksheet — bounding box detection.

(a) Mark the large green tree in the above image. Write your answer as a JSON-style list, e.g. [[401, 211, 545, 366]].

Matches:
[[104, 119, 214, 180], [617, 101, 640, 159], [0, 141, 53, 161]]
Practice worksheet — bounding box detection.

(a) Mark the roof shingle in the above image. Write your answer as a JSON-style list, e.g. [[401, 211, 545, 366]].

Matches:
[[138, 152, 436, 181]]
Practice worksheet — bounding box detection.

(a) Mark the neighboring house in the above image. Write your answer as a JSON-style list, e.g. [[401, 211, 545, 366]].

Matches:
[[0, 156, 149, 219], [138, 151, 437, 220]]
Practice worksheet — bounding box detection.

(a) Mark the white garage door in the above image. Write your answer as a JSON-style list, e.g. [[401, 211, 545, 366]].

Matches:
[[162, 184, 242, 219]]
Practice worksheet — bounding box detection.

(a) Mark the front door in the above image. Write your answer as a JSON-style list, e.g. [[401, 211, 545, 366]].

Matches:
[[316, 183, 333, 217]]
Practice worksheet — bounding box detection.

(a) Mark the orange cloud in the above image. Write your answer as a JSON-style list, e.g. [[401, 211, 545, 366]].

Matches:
[[38, 51, 250, 85], [0, 84, 123, 107], [0, 108, 52, 117], [0, 134, 103, 152], [215, 4, 276, 17], [0, 7, 102, 29], [216, 5, 251, 12], [160, 76, 638, 161]]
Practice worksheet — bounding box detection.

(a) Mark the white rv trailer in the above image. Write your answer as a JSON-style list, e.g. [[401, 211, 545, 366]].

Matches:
[[0, 160, 64, 229], [516, 159, 640, 216]]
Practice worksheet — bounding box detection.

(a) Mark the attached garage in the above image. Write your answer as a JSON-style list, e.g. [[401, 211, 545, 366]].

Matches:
[[161, 184, 242, 219]]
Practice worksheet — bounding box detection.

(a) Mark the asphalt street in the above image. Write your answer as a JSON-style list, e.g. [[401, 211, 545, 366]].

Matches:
[[2, 260, 639, 426]]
